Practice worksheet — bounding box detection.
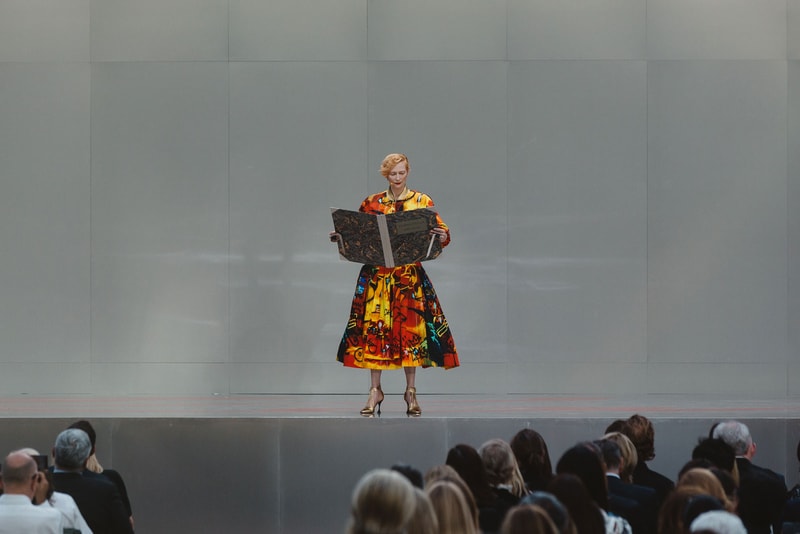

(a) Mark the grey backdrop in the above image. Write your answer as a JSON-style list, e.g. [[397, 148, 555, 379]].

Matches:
[[0, 0, 798, 398]]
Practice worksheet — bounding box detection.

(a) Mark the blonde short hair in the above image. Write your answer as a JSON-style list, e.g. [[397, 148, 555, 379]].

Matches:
[[380, 153, 410, 178], [602, 432, 638, 483], [347, 469, 416, 534]]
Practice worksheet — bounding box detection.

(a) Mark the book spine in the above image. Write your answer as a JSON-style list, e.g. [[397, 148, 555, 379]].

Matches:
[[376, 214, 394, 268]]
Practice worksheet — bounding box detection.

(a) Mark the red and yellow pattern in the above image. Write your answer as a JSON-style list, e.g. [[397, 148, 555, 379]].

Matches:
[[336, 190, 459, 370]]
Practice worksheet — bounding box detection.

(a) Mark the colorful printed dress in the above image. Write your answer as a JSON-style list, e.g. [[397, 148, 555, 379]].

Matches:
[[337, 189, 459, 370]]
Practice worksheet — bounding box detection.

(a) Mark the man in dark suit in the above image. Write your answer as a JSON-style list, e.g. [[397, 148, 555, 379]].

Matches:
[[622, 414, 674, 510], [713, 420, 788, 534], [597, 438, 658, 533], [51, 428, 133, 534]]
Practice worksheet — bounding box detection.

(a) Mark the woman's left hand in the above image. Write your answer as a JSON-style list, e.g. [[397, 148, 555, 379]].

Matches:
[[430, 227, 447, 242]]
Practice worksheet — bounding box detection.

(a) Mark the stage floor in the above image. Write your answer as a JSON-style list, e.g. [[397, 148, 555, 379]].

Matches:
[[1, 393, 798, 419]]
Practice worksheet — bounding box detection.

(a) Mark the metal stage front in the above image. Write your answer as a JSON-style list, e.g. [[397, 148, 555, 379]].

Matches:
[[0, 394, 798, 533]]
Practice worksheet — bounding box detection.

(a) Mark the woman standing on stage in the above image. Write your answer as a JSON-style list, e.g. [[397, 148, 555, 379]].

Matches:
[[336, 153, 459, 416]]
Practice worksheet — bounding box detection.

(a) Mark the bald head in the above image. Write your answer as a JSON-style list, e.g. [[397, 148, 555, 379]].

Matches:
[[1, 451, 37, 495]]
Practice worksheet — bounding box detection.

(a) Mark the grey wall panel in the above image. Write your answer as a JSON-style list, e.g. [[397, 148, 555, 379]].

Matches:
[[0, 0, 89, 62], [792, 2, 800, 59], [791, 61, 800, 391], [91, 363, 230, 395], [647, 0, 787, 60], [508, 362, 647, 395], [229, 62, 368, 370], [281, 418, 447, 533], [646, 363, 787, 396], [368, 61, 509, 374], [508, 61, 647, 367], [367, 0, 506, 60], [508, 0, 645, 60], [90, 0, 228, 62], [91, 63, 229, 366], [647, 61, 788, 365], [113, 419, 281, 533], [0, 64, 91, 366], [230, 0, 366, 61], [0, 364, 91, 395]]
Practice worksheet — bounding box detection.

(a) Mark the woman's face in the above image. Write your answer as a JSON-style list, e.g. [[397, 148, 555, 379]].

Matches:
[[386, 161, 408, 190]]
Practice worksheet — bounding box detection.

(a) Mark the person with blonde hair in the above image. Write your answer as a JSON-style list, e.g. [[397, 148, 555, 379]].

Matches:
[[334, 153, 459, 416], [406, 487, 439, 534], [426, 479, 480, 534], [678, 468, 735, 512], [500, 504, 560, 534], [346, 469, 416, 534], [601, 432, 637, 483]]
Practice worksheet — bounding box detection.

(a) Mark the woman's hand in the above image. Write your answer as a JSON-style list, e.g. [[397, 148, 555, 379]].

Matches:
[[430, 227, 447, 242]]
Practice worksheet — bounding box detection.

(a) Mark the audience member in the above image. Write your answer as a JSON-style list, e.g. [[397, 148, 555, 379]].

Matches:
[[346, 468, 415, 534], [691, 437, 739, 485], [18, 447, 92, 533], [0, 451, 63, 534], [390, 463, 424, 489], [712, 420, 787, 534], [423, 464, 481, 528], [602, 432, 638, 483], [556, 441, 632, 533], [51, 429, 133, 534], [657, 485, 711, 534], [68, 420, 134, 529], [520, 491, 578, 534], [426, 479, 480, 534], [622, 414, 675, 508], [783, 438, 800, 531], [677, 468, 733, 512], [500, 503, 559, 534], [547, 474, 606, 534], [689, 510, 746, 534], [406, 487, 438, 534], [479, 438, 529, 503], [682, 494, 726, 531], [510, 429, 554, 492], [446, 443, 508, 533], [596, 437, 658, 533]]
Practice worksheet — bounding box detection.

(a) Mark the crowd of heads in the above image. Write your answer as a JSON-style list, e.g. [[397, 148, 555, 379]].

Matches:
[[0, 420, 134, 534], [346, 416, 799, 534]]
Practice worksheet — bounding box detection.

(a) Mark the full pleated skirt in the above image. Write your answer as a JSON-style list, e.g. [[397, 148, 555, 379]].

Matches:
[[337, 264, 459, 370]]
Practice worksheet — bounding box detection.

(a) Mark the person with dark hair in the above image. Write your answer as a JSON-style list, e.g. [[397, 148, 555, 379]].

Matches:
[[51, 429, 133, 534], [547, 474, 606, 534], [596, 438, 658, 534], [784, 438, 800, 531], [712, 420, 787, 534], [390, 463, 424, 489], [446, 443, 508, 533], [500, 504, 559, 534], [510, 428, 554, 492], [556, 442, 632, 533], [520, 491, 578, 534], [691, 437, 738, 484], [68, 420, 134, 529], [621, 414, 675, 509]]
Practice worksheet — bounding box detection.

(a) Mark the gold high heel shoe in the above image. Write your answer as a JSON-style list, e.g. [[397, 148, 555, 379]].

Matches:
[[360, 386, 384, 417], [404, 387, 421, 417]]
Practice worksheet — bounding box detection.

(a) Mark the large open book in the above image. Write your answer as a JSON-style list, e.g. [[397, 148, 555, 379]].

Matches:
[[330, 208, 443, 267]]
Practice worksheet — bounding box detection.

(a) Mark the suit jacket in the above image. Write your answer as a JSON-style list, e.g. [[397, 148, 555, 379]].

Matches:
[[0, 493, 63, 534], [631, 462, 673, 509], [53, 471, 133, 534], [607, 475, 658, 534], [735, 457, 787, 534]]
